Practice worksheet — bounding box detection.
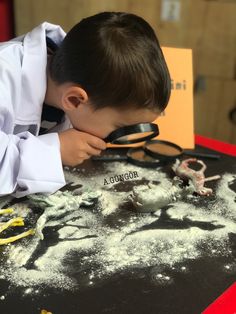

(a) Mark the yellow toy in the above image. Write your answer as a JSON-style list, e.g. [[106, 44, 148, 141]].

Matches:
[[0, 208, 35, 245]]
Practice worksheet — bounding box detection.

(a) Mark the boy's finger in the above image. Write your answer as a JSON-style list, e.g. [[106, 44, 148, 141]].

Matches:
[[86, 145, 102, 156], [87, 136, 107, 150]]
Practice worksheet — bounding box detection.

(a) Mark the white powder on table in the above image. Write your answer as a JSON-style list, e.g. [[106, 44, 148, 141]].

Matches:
[[0, 162, 235, 295]]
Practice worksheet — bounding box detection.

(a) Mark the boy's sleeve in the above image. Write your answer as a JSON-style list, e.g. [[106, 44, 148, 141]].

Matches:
[[0, 130, 66, 197]]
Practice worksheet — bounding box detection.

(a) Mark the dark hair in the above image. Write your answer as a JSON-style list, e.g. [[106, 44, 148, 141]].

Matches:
[[49, 12, 171, 112]]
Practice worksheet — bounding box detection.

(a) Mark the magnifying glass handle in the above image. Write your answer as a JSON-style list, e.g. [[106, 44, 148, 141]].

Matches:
[[184, 151, 221, 160], [92, 155, 128, 161]]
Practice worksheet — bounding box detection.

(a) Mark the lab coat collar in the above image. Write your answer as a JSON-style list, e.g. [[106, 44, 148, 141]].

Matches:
[[16, 22, 66, 129]]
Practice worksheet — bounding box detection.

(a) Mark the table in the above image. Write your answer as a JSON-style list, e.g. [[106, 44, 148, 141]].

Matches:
[[0, 140, 235, 314]]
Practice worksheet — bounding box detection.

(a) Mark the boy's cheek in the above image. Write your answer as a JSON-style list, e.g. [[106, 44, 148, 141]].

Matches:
[[75, 125, 112, 140]]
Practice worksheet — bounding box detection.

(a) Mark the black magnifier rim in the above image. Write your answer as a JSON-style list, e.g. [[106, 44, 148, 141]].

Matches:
[[104, 123, 159, 144], [144, 139, 183, 160], [127, 147, 164, 168]]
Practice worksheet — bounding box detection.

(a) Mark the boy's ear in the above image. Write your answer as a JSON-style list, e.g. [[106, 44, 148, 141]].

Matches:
[[62, 86, 88, 111]]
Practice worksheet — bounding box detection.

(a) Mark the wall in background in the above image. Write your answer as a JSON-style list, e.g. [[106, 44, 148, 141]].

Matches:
[[13, 0, 236, 144]]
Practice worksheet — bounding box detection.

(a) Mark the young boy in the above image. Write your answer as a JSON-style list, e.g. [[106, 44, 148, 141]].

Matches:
[[0, 12, 171, 198]]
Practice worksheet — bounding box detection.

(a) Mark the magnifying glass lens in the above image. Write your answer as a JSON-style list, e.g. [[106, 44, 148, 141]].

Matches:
[[114, 131, 155, 144], [127, 147, 162, 167], [144, 140, 183, 160], [146, 142, 182, 156], [129, 148, 157, 161], [105, 123, 159, 144]]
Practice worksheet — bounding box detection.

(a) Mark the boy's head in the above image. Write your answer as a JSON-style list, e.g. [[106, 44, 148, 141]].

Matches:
[[48, 12, 171, 139]]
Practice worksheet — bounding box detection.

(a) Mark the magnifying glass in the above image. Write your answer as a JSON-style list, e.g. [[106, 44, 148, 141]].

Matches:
[[92, 123, 220, 167], [144, 139, 220, 160], [92, 140, 220, 167], [92, 122, 162, 167], [104, 123, 159, 144], [92, 147, 163, 168]]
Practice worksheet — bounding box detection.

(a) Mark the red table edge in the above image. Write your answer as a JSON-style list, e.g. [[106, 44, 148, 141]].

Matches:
[[202, 282, 236, 313], [195, 135, 236, 157]]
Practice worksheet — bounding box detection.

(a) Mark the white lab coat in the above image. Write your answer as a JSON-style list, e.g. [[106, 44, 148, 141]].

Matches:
[[0, 22, 69, 198]]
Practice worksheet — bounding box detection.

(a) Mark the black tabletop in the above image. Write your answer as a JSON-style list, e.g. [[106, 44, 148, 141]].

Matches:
[[0, 146, 235, 314]]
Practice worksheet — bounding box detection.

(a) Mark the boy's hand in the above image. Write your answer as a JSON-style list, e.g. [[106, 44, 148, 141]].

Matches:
[[58, 129, 106, 166]]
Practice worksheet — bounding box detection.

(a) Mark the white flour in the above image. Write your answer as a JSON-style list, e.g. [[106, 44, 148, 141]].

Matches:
[[0, 162, 235, 297]]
